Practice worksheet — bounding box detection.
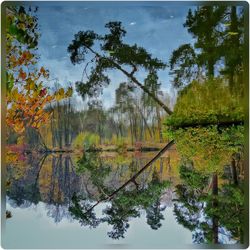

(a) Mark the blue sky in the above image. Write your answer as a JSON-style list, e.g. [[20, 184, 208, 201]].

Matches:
[[33, 2, 195, 109]]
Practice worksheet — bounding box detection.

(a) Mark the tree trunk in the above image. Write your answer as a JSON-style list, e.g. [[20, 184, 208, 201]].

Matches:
[[86, 46, 173, 115], [84, 140, 175, 214], [129, 115, 134, 145], [231, 154, 238, 185], [212, 172, 219, 244], [156, 106, 163, 142], [228, 6, 239, 92]]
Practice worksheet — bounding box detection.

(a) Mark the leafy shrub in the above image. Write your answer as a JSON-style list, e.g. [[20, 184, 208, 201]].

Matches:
[[72, 132, 100, 150], [166, 125, 244, 174], [163, 78, 245, 174], [165, 78, 244, 128], [116, 137, 128, 152]]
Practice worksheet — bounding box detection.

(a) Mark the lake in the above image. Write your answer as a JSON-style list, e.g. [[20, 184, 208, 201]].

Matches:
[[2, 148, 246, 248]]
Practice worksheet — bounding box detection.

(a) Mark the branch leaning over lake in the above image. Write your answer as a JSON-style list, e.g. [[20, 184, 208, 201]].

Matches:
[[68, 22, 173, 115], [83, 140, 175, 214], [85, 45, 173, 115]]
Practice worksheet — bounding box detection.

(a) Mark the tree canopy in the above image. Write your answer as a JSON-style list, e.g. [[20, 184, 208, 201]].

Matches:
[[68, 21, 172, 114]]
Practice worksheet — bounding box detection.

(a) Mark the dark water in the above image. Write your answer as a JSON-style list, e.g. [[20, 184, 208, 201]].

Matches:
[[2, 149, 246, 248]]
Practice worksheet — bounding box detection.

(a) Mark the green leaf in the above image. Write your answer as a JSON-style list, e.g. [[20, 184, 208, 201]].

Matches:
[[8, 24, 19, 36], [228, 32, 238, 36], [6, 73, 14, 92]]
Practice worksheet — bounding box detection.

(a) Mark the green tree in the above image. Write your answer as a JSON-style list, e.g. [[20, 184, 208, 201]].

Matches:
[[169, 44, 200, 88], [68, 21, 172, 114], [169, 5, 245, 89], [220, 6, 245, 92]]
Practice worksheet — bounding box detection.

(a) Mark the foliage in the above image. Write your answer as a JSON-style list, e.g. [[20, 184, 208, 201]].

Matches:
[[169, 6, 245, 86], [163, 77, 244, 175], [174, 162, 245, 244], [72, 132, 100, 150], [101, 174, 170, 239], [76, 151, 111, 199], [115, 137, 128, 152], [179, 164, 209, 189], [72, 132, 86, 149], [169, 43, 199, 88], [70, 167, 170, 239], [6, 6, 72, 136], [69, 194, 101, 228], [68, 21, 172, 114], [166, 125, 244, 174], [165, 78, 244, 128]]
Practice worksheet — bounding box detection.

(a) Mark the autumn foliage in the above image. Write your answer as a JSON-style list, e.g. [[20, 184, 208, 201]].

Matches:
[[6, 6, 72, 136]]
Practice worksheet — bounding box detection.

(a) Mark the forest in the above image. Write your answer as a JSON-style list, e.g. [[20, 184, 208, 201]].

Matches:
[[4, 3, 247, 247]]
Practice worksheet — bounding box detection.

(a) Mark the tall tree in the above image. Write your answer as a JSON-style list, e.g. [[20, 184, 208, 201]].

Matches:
[[220, 6, 245, 92], [143, 71, 165, 142], [68, 21, 172, 114], [169, 5, 245, 89], [184, 6, 226, 78], [5, 6, 71, 147]]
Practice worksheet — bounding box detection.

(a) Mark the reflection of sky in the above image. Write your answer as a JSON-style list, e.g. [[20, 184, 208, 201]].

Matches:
[[3, 201, 192, 248], [28, 2, 194, 108]]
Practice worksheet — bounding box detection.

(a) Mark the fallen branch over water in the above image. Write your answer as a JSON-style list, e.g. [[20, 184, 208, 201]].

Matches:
[[84, 140, 175, 214]]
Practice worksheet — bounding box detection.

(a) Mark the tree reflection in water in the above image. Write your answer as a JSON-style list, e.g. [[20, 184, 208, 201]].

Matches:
[[6, 150, 170, 236], [173, 158, 245, 244], [69, 151, 170, 239], [6, 139, 245, 244], [7, 153, 81, 222]]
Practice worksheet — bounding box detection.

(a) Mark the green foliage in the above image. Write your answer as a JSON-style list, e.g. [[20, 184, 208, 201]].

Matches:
[[142, 70, 161, 107], [76, 151, 111, 198], [69, 194, 100, 228], [115, 137, 128, 152], [70, 163, 171, 240], [72, 132, 85, 149], [169, 6, 245, 88], [174, 161, 245, 244], [72, 132, 100, 150], [169, 44, 198, 88], [166, 125, 244, 174], [101, 173, 170, 239], [68, 21, 166, 101], [6, 6, 39, 49], [163, 77, 244, 174], [179, 165, 209, 189], [165, 78, 244, 128]]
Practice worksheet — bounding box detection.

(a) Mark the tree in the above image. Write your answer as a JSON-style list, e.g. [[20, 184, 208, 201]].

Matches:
[[169, 5, 245, 89], [68, 21, 172, 114], [220, 6, 245, 92], [143, 70, 166, 142], [184, 6, 226, 78], [169, 44, 201, 88], [5, 6, 72, 148]]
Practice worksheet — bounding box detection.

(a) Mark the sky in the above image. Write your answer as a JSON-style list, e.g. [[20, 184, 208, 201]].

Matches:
[[4, 201, 193, 248], [32, 2, 195, 109]]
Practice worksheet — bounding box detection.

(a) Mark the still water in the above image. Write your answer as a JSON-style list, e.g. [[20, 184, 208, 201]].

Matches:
[[2, 148, 245, 248]]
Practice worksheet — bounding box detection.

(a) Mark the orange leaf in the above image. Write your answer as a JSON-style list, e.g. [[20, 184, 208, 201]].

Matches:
[[19, 70, 26, 80]]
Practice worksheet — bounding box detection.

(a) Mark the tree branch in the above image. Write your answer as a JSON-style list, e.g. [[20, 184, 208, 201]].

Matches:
[[85, 46, 173, 115], [83, 140, 175, 214]]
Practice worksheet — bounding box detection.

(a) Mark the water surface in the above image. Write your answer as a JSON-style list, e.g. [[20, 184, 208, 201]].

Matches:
[[3, 149, 245, 248]]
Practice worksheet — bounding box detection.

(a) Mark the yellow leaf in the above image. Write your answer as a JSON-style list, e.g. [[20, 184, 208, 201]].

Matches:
[[65, 87, 73, 97], [19, 69, 26, 80], [56, 88, 65, 100], [11, 88, 19, 101]]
